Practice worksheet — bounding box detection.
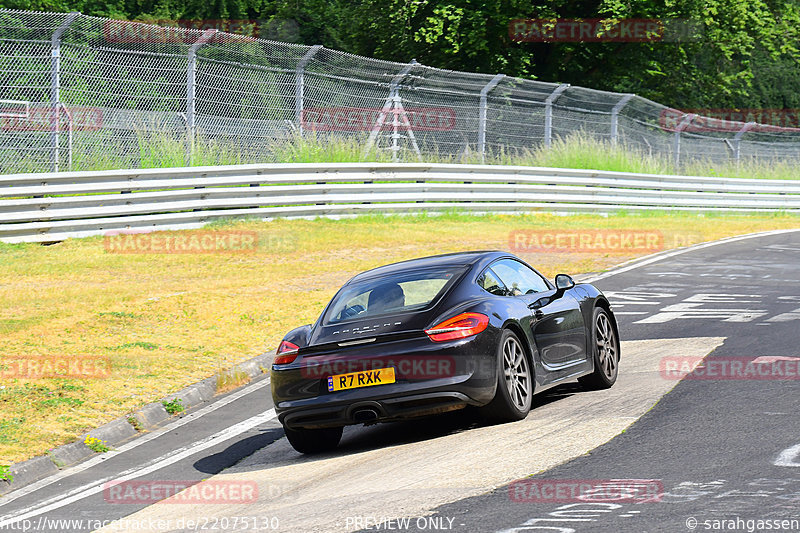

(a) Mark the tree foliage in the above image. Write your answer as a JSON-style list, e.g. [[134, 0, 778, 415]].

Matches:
[[1, 0, 798, 109]]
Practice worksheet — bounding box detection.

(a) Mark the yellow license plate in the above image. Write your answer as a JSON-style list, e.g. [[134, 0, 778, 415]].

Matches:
[[327, 367, 396, 392]]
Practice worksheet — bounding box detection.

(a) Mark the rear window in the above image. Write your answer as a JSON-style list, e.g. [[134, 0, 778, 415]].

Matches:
[[322, 267, 464, 325]]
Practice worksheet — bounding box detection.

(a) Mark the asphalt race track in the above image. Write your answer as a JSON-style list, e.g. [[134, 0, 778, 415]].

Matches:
[[1, 229, 799, 533], [421, 230, 800, 533]]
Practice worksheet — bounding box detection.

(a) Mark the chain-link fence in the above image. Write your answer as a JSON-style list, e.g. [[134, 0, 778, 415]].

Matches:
[[1, 9, 799, 175]]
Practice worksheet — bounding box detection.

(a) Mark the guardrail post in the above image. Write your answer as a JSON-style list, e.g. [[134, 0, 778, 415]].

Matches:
[[478, 74, 505, 163], [733, 122, 756, 164], [544, 84, 569, 148], [610, 94, 634, 144], [672, 113, 696, 168], [295, 45, 322, 136], [50, 12, 79, 172], [186, 29, 217, 166]]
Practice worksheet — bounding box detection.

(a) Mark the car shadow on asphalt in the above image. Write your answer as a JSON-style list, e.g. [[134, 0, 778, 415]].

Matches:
[[219, 382, 587, 471], [193, 428, 285, 474], [338, 381, 587, 454]]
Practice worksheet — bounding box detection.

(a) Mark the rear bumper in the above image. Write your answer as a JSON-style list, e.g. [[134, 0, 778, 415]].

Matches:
[[281, 391, 475, 429], [271, 332, 499, 429]]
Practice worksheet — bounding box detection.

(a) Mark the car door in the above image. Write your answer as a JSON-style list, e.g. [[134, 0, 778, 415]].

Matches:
[[490, 259, 586, 369]]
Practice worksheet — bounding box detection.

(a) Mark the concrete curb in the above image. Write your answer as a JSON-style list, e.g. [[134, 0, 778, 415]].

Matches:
[[0, 351, 275, 496]]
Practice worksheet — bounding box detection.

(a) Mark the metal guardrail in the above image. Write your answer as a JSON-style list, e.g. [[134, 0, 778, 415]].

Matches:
[[1, 163, 799, 243]]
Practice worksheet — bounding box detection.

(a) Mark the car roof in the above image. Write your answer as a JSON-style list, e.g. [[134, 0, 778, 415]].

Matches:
[[349, 250, 510, 283]]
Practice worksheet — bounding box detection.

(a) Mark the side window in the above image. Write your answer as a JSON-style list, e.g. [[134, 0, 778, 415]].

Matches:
[[478, 268, 507, 296], [491, 259, 550, 296]]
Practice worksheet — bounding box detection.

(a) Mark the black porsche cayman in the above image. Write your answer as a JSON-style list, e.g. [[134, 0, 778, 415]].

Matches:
[[271, 251, 620, 453]]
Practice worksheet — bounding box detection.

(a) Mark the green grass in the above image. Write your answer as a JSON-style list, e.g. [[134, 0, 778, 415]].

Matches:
[[107, 341, 160, 351], [162, 398, 185, 415], [8, 131, 799, 179], [0, 465, 12, 483], [84, 436, 110, 453], [268, 134, 394, 163], [451, 134, 673, 174], [98, 311, 140, 319]]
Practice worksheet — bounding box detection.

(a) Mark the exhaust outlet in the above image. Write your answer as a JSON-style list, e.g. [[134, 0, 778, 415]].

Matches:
[[353, 408, 379, 424]]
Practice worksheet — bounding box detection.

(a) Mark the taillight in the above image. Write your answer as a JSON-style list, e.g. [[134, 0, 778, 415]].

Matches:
[[274, 340, 300, 365], [425, 312, 489, 342]]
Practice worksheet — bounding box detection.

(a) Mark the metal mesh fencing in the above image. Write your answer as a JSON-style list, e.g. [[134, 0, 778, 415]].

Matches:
[[1, 9, 799, 174]]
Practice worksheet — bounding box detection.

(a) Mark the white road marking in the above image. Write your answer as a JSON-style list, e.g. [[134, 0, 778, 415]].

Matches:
[[649, 271, 692, 278], [762, 244, 800, 252], [5, 229, 799, 529], [0, 409, 277, 528], [586, 229, 800, 283], [752, 356, 800, 364], [683, 294, 759, 303], [0, 377, 270, 508], [634, 302, 767, 324], [775, 444, 800, 467], [497, 502, 621, 533], [602, 291, 677, 313], [92, 338, 726, 533], [630, 293, 769, 324], [768, 307, 800, 322], [604, 291, 676, 303]]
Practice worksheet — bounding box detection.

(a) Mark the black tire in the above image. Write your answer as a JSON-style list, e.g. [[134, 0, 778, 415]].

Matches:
[[480, 329, 533, 422], [578, 307, 619, 390], [284, 425, 343, 454]]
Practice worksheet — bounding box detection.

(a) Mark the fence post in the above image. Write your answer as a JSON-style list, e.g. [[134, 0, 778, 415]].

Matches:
[[733, 122, 756, 164], [364, 60, 418, 159], [295, 45, 323, 136], [610, 94, 634, 144], [50, 12, 79, 173], [642, 136, 652, 157], [391, 60, 417, 160], [178, 112, 189, 166], [58, 103, 73, 171], [672, 113, 696, 169], [544, 84, 569, 148], [186, 29, 217, 165], [478, 74, 505, 163]]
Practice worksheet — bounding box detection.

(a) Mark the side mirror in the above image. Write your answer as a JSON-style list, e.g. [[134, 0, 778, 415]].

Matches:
[[555, 274, 575, 290]]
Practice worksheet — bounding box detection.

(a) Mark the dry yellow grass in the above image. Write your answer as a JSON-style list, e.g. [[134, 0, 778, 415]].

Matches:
[[1, 211, 799, 463]]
